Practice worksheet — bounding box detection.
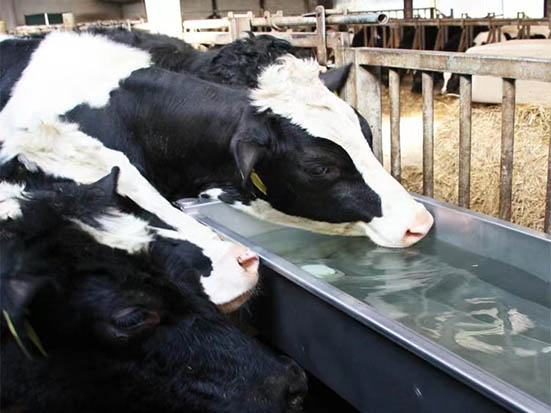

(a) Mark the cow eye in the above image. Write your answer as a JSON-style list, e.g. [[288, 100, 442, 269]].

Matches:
[[112, 307, 160, 330], [306, 165, 332, 177]]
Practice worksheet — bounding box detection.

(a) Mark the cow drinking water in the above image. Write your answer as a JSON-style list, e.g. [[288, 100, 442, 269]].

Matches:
[[1, 170, 307, 413], [0, 31, 433, 248]]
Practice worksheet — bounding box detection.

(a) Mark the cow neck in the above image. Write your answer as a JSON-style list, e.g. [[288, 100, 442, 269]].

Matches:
[[119, 68, 251, 198]]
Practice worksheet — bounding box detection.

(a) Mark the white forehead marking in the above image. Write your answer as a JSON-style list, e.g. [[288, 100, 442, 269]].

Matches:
[[0, 31, 151, 131], [0, 181, 26, 220], [0, 122, 256, 305], [71, 208, 153, 254], [250, 55, 430, 248]]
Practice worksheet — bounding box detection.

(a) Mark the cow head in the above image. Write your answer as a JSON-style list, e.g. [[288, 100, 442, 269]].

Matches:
[[218, 56, 433, 248], [0, 167, 257, 312], [1, 171, 307, 412]]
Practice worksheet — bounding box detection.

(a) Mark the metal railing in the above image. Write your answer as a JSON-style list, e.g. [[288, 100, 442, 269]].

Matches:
[[6, 7, 550, 234], [338, 47, 551, 233]]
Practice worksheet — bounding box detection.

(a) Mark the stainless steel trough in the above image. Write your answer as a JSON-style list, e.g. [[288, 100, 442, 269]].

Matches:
[[179, 195, 551, 413]]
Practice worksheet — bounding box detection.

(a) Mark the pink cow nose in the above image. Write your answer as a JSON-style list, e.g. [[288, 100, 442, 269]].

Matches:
[[237, 249, 259, 273], [402, 209, 434, 247]]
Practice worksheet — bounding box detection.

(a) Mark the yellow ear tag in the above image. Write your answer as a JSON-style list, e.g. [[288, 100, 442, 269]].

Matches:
[[3, 310, 32, 360], [250, 171, 267, 195], [25, 320, 48, 357]]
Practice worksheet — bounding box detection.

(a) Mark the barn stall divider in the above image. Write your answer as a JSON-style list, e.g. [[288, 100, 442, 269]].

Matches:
[[337, 47, 551, 234]]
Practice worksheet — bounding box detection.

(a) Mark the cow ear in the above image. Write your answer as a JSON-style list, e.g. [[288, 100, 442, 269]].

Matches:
[[319, 64, 352, 94], [89, 166, 120, 196], [232, 139, 267, 183]]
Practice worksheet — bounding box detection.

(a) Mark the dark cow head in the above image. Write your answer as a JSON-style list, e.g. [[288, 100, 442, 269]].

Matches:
[[207, 56, 433, 248], [1, 171, 307, 412]]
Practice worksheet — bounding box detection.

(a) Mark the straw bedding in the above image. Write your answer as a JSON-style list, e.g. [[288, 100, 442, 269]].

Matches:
[[380, 83, 550, 232]]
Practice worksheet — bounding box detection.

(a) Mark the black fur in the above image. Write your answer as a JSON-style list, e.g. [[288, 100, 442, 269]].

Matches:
[[1, 172, 307, 413], [1, 31, 381, 235]]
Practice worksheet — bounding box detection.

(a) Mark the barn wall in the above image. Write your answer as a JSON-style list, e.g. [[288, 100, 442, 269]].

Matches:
[[12, 0, 122, 25], [122, 2, 146, 20], [121, 0, 314, 20]]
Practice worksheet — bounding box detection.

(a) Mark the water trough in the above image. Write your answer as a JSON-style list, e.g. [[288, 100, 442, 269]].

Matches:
[[179, 195, 550, 413]]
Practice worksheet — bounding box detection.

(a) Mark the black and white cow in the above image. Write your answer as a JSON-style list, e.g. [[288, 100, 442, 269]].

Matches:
[[1, 170, 307, 412], [0, 31, 433, 248], [1, 160, 259, 312]]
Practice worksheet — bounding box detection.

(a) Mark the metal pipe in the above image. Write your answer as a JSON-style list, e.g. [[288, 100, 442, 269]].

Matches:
[[499, 78, 516, 222], [422, 72, 434, 197], [389, 68, 401, 182], [458, 74, 472, 208], [249, 12, 388, 28], [545, 131, 551, 234]]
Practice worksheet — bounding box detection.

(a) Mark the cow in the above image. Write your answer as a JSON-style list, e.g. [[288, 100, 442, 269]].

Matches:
[[0, 160, 259, 312], [94, 29, 310, 89], [0, 31, 433, 248], [1, 169, 307, 413]]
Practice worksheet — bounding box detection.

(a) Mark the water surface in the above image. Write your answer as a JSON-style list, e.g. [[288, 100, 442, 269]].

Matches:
[[247, 228, 551, 405]]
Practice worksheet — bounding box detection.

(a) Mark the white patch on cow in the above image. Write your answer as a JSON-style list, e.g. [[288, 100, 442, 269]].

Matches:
[[250, 55, 431, 247], [0, 121, 257, 306], [233, 199, 364, 235], [0, 181, 26, 220], [199, 188, 225, 200], [0, 31, 151, 134], [0, 35, 15, 42], [71, 208, 153, 254], [154, 227, 258, 306]]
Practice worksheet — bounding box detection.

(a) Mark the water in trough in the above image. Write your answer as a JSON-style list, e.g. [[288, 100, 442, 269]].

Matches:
[[249, 228, 550, 405], [194, 202, 550, 405]]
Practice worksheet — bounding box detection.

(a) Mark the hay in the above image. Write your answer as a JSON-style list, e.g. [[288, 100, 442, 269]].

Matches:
[[380, 81, 550, 233]]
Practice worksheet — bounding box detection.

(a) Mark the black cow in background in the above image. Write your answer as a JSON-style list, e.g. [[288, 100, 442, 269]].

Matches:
[[96, 28, 312, 88], [1, 169, 307, 413]]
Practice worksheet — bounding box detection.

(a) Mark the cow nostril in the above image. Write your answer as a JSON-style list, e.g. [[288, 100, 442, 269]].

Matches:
[[284, 362, 308, 411], [402, 210, 434, 246], [287, 393, 305, 411], [237, 249, 259, 273]]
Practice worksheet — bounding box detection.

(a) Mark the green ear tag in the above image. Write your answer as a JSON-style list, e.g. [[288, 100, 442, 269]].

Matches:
[[250, 171, 267, 195], [3, 310, 32, 360]]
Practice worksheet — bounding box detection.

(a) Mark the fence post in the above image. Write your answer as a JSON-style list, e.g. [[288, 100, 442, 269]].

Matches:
[[499, 78, 516, 221], [314, 6, 327, 65], [422, 72, 434, 196], [348, 49, 383, 163], [545, 132, 551, 234], [458, 74, 472, 208], [389, 68, 401, 181]]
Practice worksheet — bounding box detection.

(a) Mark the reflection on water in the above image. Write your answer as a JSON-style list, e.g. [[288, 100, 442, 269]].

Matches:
[[250, 229, 551, 405]]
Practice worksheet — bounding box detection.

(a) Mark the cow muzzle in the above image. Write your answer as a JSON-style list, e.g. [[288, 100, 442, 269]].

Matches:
[[200, 241, 259, 312]]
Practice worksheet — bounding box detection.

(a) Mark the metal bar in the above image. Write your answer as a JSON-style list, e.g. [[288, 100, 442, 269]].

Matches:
[[389, 68, 401, 182], [315, 6, 327, 65], [499, 78, 516, 222], [458, 75, 472, 208], [545, 132, 551, 234], [249, 12, 388, 27], [353, 48, 551, 82], [422, 72, 434, 197]]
